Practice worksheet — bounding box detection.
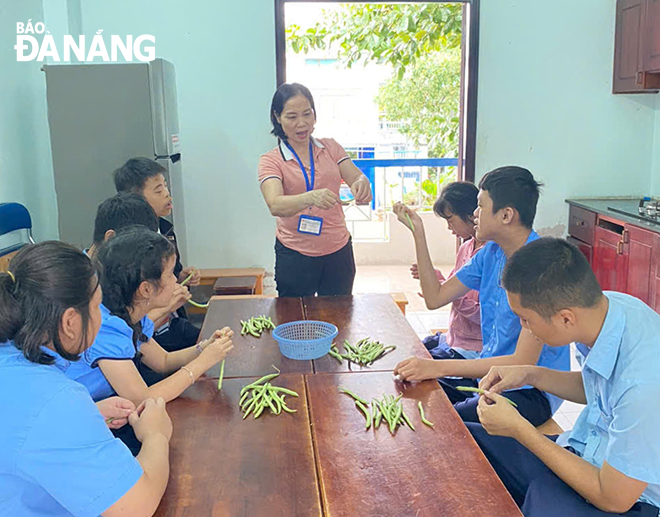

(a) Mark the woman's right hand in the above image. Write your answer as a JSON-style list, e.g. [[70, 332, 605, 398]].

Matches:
[[129, 397, 173, 443], [199, 333, 234, 365], [308, 189, 340, 210]]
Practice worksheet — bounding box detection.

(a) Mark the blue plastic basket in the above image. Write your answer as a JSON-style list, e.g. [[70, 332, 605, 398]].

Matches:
[[272, 320, 338, 360]]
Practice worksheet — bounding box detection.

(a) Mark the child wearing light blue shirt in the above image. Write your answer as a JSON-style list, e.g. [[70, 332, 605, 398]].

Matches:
[[0, 241, 171, 516], [469, 238, 660, 517]]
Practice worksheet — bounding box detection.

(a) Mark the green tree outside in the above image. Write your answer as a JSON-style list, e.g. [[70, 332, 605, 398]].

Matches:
[[287, 3, 463, 207]]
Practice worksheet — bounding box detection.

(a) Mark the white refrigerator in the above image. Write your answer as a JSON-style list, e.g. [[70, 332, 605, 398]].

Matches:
[[43, 58, 187, 256]]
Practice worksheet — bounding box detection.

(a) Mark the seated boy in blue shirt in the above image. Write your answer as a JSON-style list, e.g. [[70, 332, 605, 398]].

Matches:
[[469, 237, 660, 517], [393, 166, 569, 426], [113, 158, 200, 351]]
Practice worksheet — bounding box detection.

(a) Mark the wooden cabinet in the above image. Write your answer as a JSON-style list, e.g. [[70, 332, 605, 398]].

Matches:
[[614, 0, 660, 93], [651, 234, 660, 312], [644, 0, 660, 71], [593, 222, 629, 292], [567, 236, 593, 266], [568, 203, 660, 311], [624, 225, 655, 304]]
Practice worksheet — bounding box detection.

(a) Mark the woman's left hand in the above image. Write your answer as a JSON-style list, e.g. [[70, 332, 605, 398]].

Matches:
[[351, 176, 373, 204], [97, 396, 136, 429]]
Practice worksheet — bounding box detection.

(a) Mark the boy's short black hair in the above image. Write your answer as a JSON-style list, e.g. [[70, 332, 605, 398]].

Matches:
[[478, 166, 543, 229], [92, 192, 159, 244], [433, 181, 479, 223], [113, 157, 167, 193], [502, 237, 603, 319]]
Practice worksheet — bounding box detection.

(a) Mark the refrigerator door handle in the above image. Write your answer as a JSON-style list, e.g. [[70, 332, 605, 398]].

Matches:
[[155, 153, 181, 163]]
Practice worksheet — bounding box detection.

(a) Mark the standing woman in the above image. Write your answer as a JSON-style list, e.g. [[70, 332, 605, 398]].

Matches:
[[258, 83, 373, 297]]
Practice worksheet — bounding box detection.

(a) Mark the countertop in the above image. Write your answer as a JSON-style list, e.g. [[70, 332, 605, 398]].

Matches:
[[566, 198, 660, 231]]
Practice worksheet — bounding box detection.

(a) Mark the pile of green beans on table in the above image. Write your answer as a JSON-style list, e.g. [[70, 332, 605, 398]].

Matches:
[[240, 315, 275, 337], [328, 338, 396, 366], [339, 388, 434, 434], [239, 368, 299, 419]]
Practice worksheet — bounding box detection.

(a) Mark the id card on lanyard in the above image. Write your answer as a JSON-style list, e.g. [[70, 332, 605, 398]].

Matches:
[[286, 140, 323, 236]]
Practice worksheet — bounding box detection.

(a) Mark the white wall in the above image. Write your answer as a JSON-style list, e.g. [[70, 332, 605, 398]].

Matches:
[[652, 97, 660, 198], [0, 0, 59, 241], [476, 0, 657, 235], [78, 0, 278, 270], [5, 0, 659, 267], [354, 212, 456, 266]]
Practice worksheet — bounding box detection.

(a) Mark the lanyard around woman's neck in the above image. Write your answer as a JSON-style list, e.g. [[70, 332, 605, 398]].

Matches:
[[285, 140, 315, 192]]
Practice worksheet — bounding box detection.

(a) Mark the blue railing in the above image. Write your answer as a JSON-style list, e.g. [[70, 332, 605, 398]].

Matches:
[[353, 158, 458, 168], [351, 157, 459, 209]]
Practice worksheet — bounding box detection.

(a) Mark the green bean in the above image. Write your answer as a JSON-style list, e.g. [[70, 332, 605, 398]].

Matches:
[[273, 392, 296, 413], [378, 400, 393, 430], [402, 410, 416, 430], [241, 315, 276, 337], [332, 338, 397, 366], [217, 359, 225, 390], [456, 386, 518, 407], [240, 372, 280, 394], [371, 399, 379, 423], [180, 270, 195, 286], [405, 212, 415, 232], [418, 401, 435, 428], [264, 389, 278, 414], [328, 347, 344, 363], [253, 398, 267, 419], [392, 402, 403, 432], [374, 407, 383, 429], [279, 400, 297, 413], [242, 396, 259, 419], [270, 386, 299, 397], [188, 300, 209, 309], [339, 387, 369, 405], [355, 400, 371, 430]]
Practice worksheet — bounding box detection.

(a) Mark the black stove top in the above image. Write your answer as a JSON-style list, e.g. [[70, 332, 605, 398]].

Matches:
[[608, 199, 660, 225]]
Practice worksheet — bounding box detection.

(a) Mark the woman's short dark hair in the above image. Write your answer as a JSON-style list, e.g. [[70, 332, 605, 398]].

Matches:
[[97, 226, 175, 349], [502, 237, 602, 319], [433, 181, 479, 222], [270, 83, 316, 141], [478, 166, 543, 229], [0, 241, 100, 364]]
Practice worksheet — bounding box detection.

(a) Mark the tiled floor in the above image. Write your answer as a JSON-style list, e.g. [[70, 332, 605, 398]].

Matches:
[[354, 264, 584, 432]]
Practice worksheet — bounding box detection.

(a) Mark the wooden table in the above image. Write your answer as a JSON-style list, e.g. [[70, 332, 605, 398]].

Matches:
[[155, 295, 522, 517], [199, 297, 312, 379], [306, 372, 521, 517], [304, 294, 430, 373], [154, 376, 321, 517]]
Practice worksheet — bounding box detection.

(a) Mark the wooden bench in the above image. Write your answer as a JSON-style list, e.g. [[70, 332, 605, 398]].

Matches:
[[187, 268, 267, 315], [390, 292, 408, 314], [199, 267, 266, 294]]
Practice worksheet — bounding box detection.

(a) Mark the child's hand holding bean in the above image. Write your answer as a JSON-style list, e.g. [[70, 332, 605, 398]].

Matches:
[[199, 332, 234, 366], [476, 391, 529, 440]]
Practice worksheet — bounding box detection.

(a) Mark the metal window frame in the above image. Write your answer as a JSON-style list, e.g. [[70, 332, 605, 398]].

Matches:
[[274, 0, 480, 183]]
